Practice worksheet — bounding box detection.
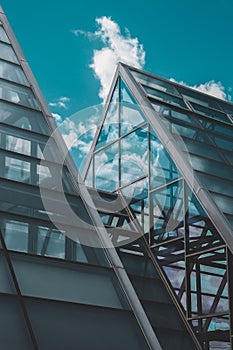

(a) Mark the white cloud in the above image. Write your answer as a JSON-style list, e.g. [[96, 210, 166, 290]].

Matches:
[[49, 96, 71, 109], [51, 113, 62, 122], [74, 16, 145, 101], [170, 78, 230, 101]]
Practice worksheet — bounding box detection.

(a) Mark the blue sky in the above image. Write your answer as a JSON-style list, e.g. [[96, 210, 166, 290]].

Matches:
[[2, 0, 233, 116], [2, 0, 233, 172]]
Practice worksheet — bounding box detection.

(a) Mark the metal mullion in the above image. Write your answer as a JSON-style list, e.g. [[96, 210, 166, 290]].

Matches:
[[200, 269, 228, 333], [226, 248, 233, 348], [125, 63, 233, 120], [115, 174, 147, 193], [0, 75, 29, 88], [189, 100, 230, 119], [0, 56, 21, 67], [140, 82, 182, 100], [118, 76, 121, 189], [82, 70, 120, 179], [0, 121, 51, 142], [0, 147, 65, 170], [187, 311, 229, 321], [0, 227, 39, 349], [148, 124, 152, 246], [183, 181, 192, 320], [149, 177, 183, 195], [93, 121, 148, 156], [186, 244, 226, 259], [150, 236, 183, 249], [196, 262, 202, 333]]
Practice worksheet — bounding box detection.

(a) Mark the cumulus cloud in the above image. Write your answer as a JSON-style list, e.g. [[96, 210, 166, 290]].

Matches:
[[170, 78, 230, 101], [73, 16, 145, 100], [51, 113, 62, 122], [49, 96, 71, 109]]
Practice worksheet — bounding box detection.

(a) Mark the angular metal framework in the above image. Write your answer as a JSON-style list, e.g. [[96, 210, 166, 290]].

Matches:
[[84, 63, 233, 349]]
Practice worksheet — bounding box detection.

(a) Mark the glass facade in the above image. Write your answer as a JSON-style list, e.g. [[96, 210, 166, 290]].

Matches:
[[0, 10, 154, 350], [85, 65, 233, 349], [2, 6, 233, 350]]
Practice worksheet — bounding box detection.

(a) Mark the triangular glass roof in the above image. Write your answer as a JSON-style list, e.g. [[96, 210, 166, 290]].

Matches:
[[84, 62, 233, 349]]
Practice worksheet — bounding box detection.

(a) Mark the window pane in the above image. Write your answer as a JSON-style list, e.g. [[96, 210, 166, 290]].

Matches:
[[152, 101, 197, 125], [0, 59, 29, 85], [120, 126, 148, 186], [131, 69, 180, 96], [0, 101, 50, 134], [147, 88, 188, 110], [5, 156, 30, 182], [0, 79, 39, 109], [94, 141, 119, 191], [0, 41, 18, 63], [190, 102, 230, 124], [120, 79, 146, 135], [150, 128, 180, 189], [151, 180, 184, 243], [3, 220, 28, 252], [6, 134, 31, 155], [177, 86, 221, 110], [0, 25, 10, 43], [96, 81, 119, 149]]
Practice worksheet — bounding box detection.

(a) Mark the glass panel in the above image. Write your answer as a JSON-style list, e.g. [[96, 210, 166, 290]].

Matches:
[[0, 79, 39, 109], [190, 155, 232, 181], [198, 117, 233, 138], [3, 220, 28, 252], [5, 156, 30, 183], [96, 80, 119, 149], [120, 79, 146, 135], [0, 59, 29, 85], [150, 128, 180, 189], [0, 25, 10, 43], [12, 253, 128, 309], [131, 69, 180, 96], [187, 190, 223, 254], [121, 177, 149, 232], [37, 226, 67, 259], [151, 180, 184, 244], [147, 88, 188, 110], [177, 85, 221, 110], [0, 251, 16, 293], [0, 41, 18, 63], [218, 101, 233, 116], [25, 299, 149, 350], [0, 296, 34, 349], [152, 101, 197, 125], [94, 141, 119, 192], [120, 126, 148, 186], [6, 134, 31, 155], [190, 102, 230, 124], [0, 101, 50, 134]]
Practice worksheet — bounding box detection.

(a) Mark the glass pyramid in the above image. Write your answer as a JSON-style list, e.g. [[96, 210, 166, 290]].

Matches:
[[85, 63, 233, 349], [0, 7, 161, 350]]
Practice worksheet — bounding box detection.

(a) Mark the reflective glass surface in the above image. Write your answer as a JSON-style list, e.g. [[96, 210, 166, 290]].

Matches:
[[0, 59, 29, 85], [120, 79, 146, 135], [0, 25, 10, 43], [0, 79, 39, 109], [94, 141, 119, 191], [120, 126, 148, 186], [96, 81, 119, 149], [0, 41, 18, 63]]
